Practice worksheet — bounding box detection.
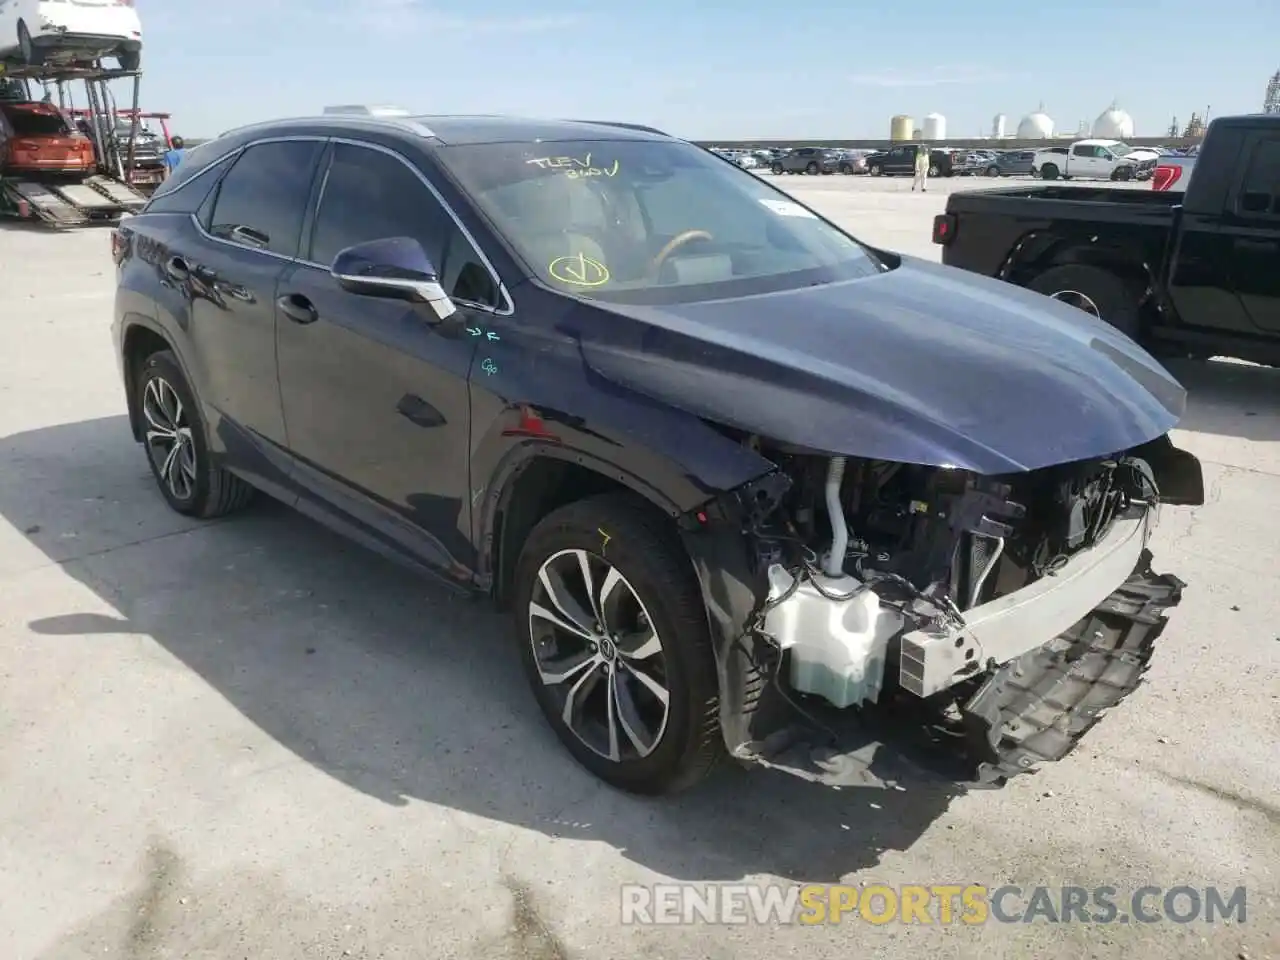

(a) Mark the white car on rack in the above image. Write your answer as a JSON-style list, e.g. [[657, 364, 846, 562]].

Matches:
[[0, 0, 142, 71]]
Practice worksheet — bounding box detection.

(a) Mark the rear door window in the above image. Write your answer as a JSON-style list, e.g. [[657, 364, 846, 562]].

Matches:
[[205, 139, 324, 257], [1239, 138, 1280, 216]]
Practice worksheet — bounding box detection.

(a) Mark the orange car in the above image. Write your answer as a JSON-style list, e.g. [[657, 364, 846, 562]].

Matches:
[[0, 101, 95, 174]]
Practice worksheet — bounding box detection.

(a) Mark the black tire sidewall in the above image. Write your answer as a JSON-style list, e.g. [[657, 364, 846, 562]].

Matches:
[[1028, 265, 1141, 340], [512, 497, 716, 793], [806, 162, 818, 174], [137, 351, 213, 515]]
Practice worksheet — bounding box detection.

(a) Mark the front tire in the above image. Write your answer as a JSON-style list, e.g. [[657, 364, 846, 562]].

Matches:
[[136, 350, 255, 518], [869, 164, 882, 176], [770, 162, 783, 175], [805, 161, 819, 174], [513, 493, 722, 795], [986, 165, 1000, 177], [118, 49, 141, 71]]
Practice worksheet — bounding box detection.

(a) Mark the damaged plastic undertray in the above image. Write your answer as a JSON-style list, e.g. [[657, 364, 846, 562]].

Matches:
[[733, 550, 1185, 791]]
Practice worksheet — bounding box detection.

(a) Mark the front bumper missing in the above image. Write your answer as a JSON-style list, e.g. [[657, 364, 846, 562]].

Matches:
[[900, 503, 1152, 698], [739, 548, 1185, 789]]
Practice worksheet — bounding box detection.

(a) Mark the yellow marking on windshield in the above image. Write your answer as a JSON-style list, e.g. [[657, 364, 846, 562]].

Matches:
[[549, 253, 610, 286]]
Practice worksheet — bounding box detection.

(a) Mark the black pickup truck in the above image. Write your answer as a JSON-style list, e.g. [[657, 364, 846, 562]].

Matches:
[[932, 114, 1280, 365]]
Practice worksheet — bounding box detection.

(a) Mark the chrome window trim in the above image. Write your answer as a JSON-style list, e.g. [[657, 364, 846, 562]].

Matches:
[[296, 137, 513, 316], [184, 134, 329, 265], [174, 132, 513, 314]]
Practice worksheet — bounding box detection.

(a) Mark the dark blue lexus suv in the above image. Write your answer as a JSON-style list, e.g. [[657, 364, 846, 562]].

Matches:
[[111, 110, 1200, 795]]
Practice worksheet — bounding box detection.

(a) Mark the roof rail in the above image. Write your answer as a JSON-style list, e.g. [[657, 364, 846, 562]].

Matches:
[[564, 119, 672, 137], [216, 112, 436, 140]]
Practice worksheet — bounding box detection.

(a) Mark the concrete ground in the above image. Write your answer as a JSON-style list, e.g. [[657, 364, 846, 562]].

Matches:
[[0, 176, 1276, 959]]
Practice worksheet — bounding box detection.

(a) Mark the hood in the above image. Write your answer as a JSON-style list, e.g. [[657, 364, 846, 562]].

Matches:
[[578, 256, 1185, 474]]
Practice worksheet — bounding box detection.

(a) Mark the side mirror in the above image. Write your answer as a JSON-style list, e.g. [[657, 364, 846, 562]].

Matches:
[[330, 236, 456, 322]]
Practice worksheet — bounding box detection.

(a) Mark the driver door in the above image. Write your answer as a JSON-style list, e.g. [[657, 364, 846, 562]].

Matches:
[[275, 141, 503, 577]]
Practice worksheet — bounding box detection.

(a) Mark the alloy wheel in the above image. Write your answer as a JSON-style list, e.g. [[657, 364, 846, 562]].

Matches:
[[528, 548, 670, 762], [1050, 289, 1102, 318], [142, 376, 197, 501]]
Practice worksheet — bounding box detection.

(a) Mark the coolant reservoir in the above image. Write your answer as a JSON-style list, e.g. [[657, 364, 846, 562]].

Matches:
[[762, 564, 905, 709]]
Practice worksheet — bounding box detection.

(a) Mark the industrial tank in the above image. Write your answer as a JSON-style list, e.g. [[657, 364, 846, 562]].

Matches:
[[992, 113, 1007, 138], [890, 115, 913, 141], [1092, 103, 1135, 139], [1016, 109, 1054, 139], [923, 113, 946, 140]]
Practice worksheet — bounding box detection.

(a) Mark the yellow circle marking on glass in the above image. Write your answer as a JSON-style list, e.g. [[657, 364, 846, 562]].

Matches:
[[549, 253, 610, 286]]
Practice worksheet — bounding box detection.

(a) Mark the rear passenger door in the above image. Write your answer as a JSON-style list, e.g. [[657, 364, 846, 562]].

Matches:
[[1226, 134, 1280, 333], [185, 138, 324, 452], [276, 140, 502, 576]]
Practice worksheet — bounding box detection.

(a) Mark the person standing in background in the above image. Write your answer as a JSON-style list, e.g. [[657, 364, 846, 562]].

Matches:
[[912, 144, 929, 192], [163, 136, 186, 178]]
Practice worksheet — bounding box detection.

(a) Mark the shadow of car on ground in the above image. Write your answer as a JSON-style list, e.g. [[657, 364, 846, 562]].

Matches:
[[3, 414, 964, 884]]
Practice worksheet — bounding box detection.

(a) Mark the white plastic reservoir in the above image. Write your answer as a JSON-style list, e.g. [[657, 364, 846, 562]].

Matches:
[[762, 565, 905, 709]]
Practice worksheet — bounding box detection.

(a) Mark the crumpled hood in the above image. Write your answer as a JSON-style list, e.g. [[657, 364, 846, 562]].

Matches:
[[578, 256, 1185, 474]]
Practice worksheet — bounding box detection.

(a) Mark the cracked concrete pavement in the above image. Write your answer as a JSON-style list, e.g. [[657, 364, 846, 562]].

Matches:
[[0, 176, 1276, 959]]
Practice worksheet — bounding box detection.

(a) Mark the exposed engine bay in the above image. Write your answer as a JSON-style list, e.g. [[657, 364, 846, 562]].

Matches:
[[682, 433, 1200, 787]]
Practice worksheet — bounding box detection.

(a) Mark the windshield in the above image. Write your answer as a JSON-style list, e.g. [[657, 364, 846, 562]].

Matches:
[[1108, 142, 1134, 156], [437, 138, 879, 305]]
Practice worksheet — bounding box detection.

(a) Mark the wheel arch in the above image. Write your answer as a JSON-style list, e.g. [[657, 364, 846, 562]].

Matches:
[[119, 316, 185, 442], [482, 441, 698, 610], [1003, 232, 1157, 298]]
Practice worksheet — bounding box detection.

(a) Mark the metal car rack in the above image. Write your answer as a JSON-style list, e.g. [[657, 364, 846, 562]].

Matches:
[[0, 58, 149, 226]]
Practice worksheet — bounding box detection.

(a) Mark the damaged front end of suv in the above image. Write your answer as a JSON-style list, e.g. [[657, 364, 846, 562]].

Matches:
[[680, 433, 1203, 788]]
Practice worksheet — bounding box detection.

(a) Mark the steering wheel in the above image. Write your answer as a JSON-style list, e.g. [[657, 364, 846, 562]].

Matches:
[[649, 229, 713, 277]]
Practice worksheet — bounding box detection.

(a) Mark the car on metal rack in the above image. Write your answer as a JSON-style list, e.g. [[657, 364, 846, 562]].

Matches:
[[110, 109, 1201, 796], [0, 0, 142, 70], [0, 98, 93, 173]]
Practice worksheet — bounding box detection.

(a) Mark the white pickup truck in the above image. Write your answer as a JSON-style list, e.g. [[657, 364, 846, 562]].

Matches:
[[1031, 139, 1155, 181]]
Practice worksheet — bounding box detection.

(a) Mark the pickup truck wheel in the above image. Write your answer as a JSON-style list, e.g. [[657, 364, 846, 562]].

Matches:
[[136, 350, 255, 518], [1040, 163, 1059, 180], [770, 162, 783, 175], [986, 165, 1000, 177], [513, 493, 722, 795], [869, 164, 882, 176], [1028, 265, 1141, 340]]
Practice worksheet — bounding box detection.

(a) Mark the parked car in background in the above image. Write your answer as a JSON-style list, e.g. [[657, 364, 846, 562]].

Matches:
[[983, 150, 1036, 177], [865, 144, 954, 177], [934, 113, 1279, 365], [1153, 147, 1197, 191], [0, 0, 143, 69], [1032, 139, 1153, 182], [770, 146, 839, 174], [0, 99, 94, 173], [829, 148, 867, 174]]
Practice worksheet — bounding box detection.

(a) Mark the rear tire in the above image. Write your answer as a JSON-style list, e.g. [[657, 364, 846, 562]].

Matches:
[[118, 49, 140, 71], [1040, 163, 1059, 180], [513, 493, 723, 795], [136, 350, 255, 518], [869, 164, 882, 177], [805, 161, 819, 174], [986, 165, 1000, 177], [770, 162, 783, 175], [1027, 264, 1142, 341]]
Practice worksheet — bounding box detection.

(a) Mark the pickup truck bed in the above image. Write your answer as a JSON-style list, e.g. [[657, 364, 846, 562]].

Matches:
[[933, 114, 1280, 366]]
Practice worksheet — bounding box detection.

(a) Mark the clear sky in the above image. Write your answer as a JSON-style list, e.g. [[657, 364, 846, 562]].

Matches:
[[127, 0, 1277, 141]]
